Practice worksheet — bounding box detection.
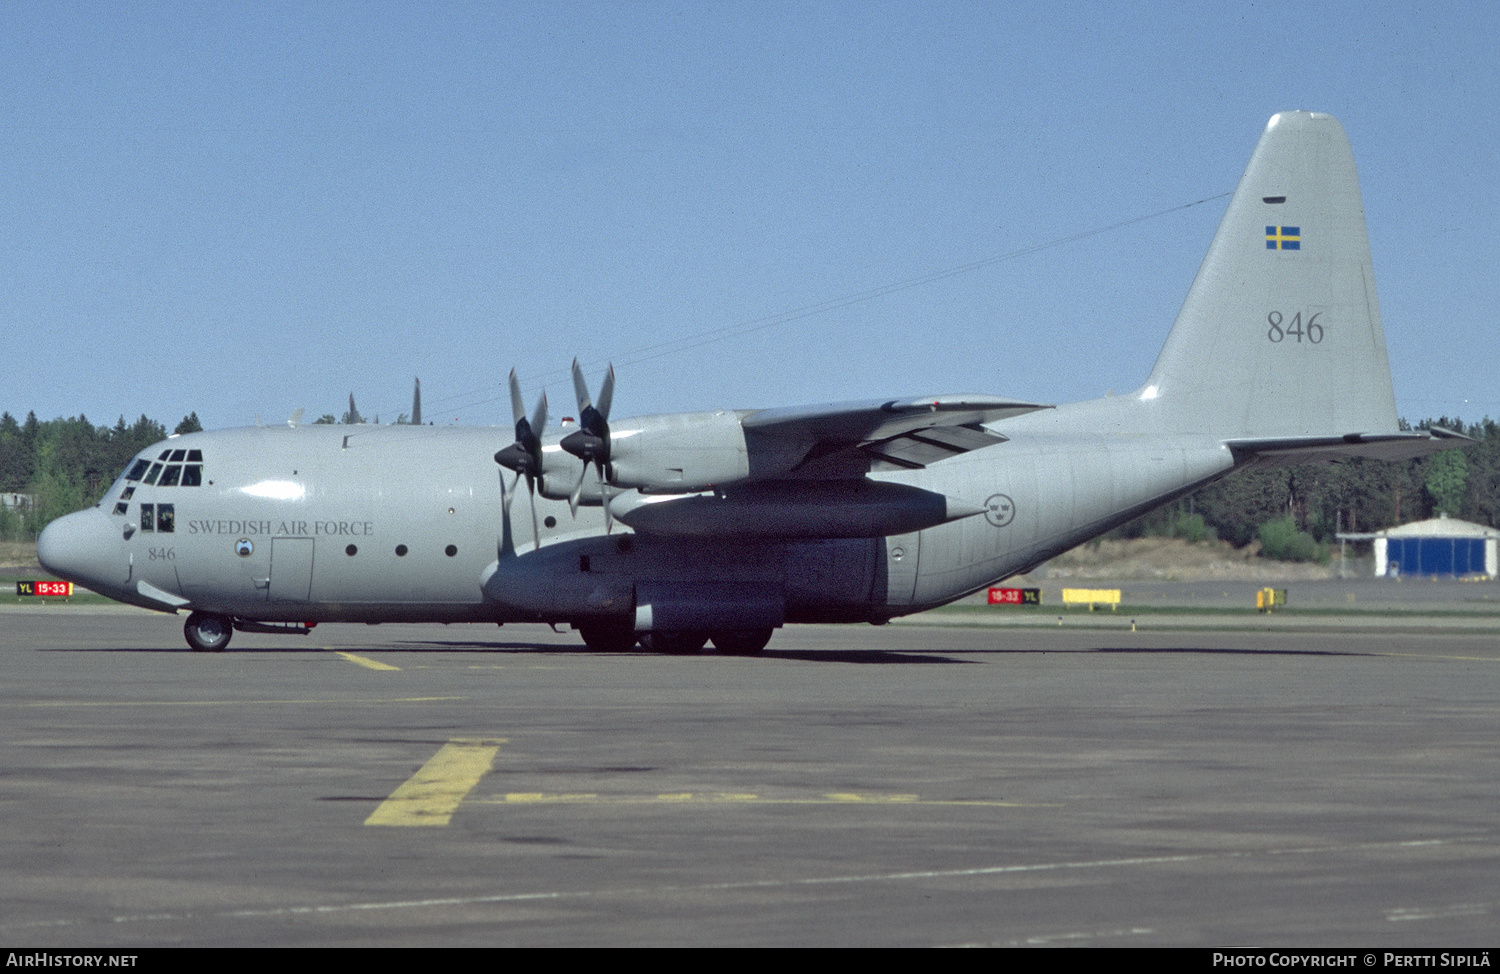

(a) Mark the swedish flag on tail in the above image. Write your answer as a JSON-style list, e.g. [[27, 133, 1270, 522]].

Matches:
[[1265, 225, 1301, 250]]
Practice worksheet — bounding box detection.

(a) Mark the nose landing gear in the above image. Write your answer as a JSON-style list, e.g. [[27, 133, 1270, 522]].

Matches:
[[183, 611, 233, 652]]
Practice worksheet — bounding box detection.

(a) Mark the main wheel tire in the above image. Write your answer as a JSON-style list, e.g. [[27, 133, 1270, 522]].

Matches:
[[577, 621, 637, 652], [184, 612, 233, 652], [639, 630, 708, 655], [711, 628, 773, 655]]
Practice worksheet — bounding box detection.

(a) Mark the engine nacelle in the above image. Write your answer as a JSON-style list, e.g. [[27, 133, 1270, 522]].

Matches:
[[605, 410, 752, 493]]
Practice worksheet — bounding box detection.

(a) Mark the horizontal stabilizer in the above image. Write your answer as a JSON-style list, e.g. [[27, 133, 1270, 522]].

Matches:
[[1225, 426, 1474, 464]]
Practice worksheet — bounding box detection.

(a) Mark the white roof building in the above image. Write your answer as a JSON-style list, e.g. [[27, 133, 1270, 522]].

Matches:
[[1367, 515, 1499, 578]]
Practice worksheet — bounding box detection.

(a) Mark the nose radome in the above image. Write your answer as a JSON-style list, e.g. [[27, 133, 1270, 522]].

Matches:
[[37, 508, 113, 582]]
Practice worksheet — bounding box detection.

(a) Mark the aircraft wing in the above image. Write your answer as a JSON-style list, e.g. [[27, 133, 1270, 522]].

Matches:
[[742, 395, 1050, 472], [1225, 427, 1474, 464]]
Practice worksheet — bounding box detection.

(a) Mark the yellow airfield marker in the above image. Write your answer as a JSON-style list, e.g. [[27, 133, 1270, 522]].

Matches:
[[365, 738, 504, 826]]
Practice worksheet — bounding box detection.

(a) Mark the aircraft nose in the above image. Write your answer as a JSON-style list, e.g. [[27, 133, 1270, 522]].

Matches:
[[37, 508, 115, 585]]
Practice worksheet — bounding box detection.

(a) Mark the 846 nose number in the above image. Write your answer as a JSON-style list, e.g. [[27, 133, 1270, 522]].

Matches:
[[1267, 311, 1323, 343]]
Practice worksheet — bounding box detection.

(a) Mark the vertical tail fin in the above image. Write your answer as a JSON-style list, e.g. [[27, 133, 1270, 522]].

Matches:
[[1142, 112, 1399, 438]]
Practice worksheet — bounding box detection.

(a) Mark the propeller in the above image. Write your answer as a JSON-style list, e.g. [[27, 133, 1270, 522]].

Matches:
[[560, 359, 615, 530], [494, 369, 547, 549]]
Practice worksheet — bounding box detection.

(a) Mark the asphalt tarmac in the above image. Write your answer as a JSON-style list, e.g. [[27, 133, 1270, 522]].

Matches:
[[2, 600, 1497, 947]]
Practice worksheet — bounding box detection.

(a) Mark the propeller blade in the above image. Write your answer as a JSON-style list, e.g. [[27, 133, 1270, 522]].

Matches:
[[596, 465, 613, 533], [508, 369, 526, 427], [496, 370, 548, 549], [568, 463, 587, 516], [570, 358, 593, 415], [595, 364, 614, 420], [530, 389, 548, 442], [562, 360, 617, 531], [527, 480, 541, 551], [502, 470, 518, 516]]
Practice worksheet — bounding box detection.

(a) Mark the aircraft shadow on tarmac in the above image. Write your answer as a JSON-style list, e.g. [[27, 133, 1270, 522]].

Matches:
[[44, 640, 975, 663], [45, 641, 1375, 661]]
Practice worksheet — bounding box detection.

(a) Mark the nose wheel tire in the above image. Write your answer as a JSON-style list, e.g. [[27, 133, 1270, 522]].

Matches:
[[184, 612, 233, 652]]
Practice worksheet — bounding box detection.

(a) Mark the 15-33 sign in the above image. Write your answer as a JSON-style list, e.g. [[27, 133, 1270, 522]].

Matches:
[[16, 580, 73, 597]]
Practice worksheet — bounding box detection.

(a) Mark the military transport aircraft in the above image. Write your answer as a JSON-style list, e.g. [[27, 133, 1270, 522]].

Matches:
[[38, 112, 1466, 654]]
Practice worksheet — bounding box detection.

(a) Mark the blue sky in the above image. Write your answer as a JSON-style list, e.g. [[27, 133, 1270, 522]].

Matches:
[[3, 1, 1496, 431]]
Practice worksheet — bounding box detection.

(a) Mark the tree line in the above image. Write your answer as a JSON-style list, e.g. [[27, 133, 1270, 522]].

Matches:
[[3, 410, 1497, 555], [1113, 417, 1499, 560], [0, 411, 201, 541]]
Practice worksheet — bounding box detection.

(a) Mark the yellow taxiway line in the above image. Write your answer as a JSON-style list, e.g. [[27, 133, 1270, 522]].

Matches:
[[334, 650, 400, 671], [480, 791, 1049, 808]]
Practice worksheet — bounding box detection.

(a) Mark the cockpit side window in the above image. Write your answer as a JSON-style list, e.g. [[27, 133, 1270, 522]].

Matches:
[[127, 459, 150, 481], [140, 504, 155, 532], [158, 465, 181, 487]]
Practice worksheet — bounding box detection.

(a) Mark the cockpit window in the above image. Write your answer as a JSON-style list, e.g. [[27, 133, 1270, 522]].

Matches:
[[157, 504, 174, 533], [113, 502, 129, 516], [122, 451, 204, 489], [140, 504, 155, 532]]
